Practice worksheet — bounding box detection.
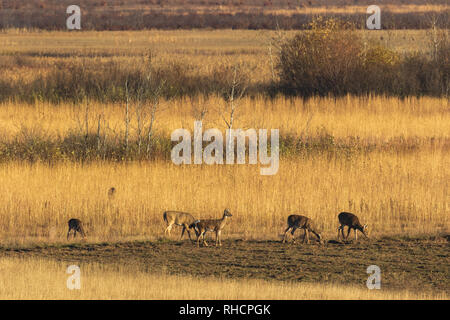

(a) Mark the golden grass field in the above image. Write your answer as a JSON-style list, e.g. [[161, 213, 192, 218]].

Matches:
[[0, 95, 448, 243], [0, 28, 448, 299], [0, 29, 437, 87], [0, 149, 448, 243], [0, 257, 447, 300]]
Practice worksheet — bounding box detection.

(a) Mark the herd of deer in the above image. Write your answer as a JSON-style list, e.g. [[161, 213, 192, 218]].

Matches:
[[67, 188, 370, 246]]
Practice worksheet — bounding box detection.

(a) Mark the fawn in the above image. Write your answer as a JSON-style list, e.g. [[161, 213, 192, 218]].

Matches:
[[190, 209, 233, 247]]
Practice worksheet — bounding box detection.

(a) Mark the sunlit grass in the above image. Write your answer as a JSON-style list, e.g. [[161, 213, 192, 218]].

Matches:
[[0, 148, 447, 244], [0, 257, 446, 300]]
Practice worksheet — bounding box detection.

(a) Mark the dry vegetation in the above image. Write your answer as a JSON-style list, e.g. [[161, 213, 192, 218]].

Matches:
[[0, 257, 447, 300], [0, 149, 447, 243], [0, 11, 448, 299]]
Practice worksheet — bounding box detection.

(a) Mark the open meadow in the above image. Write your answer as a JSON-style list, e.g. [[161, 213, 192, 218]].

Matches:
[[0, 6, 449, 300]]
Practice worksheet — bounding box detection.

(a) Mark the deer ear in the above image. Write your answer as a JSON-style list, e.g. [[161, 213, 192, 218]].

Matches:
[[364, 224, 368, 229]]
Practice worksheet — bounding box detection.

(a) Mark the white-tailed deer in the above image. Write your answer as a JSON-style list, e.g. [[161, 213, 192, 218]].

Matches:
[[190, 209, 232, 247], [337, 212, 369, 241], [282, 214, 322, 244], [163, 211, 198, 241], [108, 187, 116, 200], [67, 218, 86, 240]]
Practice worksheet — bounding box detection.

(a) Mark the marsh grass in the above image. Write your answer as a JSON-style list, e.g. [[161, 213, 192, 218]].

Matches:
[[0, 257, 447, 299], [0, 148, 447, 244]]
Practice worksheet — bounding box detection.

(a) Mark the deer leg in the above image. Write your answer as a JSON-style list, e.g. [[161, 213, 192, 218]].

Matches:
[[67, 229, 71, 240], [338, 225, 345, 241], [185, 226, 193, 241], [217, 230, 222, 247], [196, 231, 203, 247], [165, 224, 172, 237], [346, 227, 352, 240], [282, 226, 291, 243], [180, 226, 186, 240], [202, 232, 208, 247], [355, 229, 358, 242], [311, 230, 322, 243], [305, 229, 310, 244], [291, 227, 298, 244]]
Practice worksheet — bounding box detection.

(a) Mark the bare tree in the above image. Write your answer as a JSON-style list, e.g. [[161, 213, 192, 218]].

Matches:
[[124, 80, 130, 153], [146, 79, 165, 156], [221, 64, 248, 135]]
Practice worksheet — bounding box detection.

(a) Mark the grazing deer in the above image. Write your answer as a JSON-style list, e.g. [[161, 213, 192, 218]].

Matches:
[[163, 211, 198, 241], [108, 187, 116, 200], [282, 214, 322, 244], [337, 212, 369, 242], [190, 209, 232, 247], [67, 218, 86, 240]]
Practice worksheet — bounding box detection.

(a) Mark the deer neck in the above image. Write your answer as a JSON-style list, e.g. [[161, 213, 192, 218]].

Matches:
[[219, 215, 229, 226]]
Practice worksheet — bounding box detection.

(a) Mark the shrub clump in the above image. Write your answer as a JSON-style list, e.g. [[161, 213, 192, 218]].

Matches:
[[277, 17, 449, 97]]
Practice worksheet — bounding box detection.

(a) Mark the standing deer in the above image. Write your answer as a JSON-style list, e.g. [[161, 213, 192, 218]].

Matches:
[[67, 218, 86, 240], [282, 214, 322, 244], [163, 211, 198, 241], [190, 209, 232, 247], [337, 212, 369, 242]]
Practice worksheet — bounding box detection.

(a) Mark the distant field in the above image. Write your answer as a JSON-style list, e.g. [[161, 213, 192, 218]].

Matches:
[[0, 0, 448, 29], [0, 29, 441, 102]]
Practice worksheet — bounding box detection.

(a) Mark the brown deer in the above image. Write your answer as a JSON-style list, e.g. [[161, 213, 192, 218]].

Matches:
[[67, 218, 86, 240], [282, 214, 322, 244], [163, 211, 198, 241], [190, 209, 232, 247], [337, 212, 369, 242], [108, 187, 116, 200]]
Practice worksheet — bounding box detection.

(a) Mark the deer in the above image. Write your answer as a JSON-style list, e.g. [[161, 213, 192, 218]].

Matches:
[[282, 214, 322, 244], [163, 211, 199, 241], [108, 187, 116, 200], [337, 212, 369, 242], [189, 209, 232, 247], [67, 218, 86, 240]]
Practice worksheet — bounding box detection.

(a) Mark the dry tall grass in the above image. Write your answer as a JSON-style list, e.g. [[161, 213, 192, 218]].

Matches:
[[0, 94, 448, 243], [0, 257, 446, 299], [0, 149, 447, 243], [0, 95, 448, 147]]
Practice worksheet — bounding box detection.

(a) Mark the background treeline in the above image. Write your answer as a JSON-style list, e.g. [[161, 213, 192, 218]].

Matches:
[[0, 0, 448, 30], [1, 12, 449, 30]]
